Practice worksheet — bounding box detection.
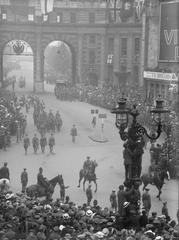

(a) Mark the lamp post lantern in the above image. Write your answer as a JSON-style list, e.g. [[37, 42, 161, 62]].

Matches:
[[111, 95, 169, 213]]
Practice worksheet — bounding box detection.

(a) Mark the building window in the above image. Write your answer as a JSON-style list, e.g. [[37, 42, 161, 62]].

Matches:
[[43, 15, 48, 22], [108, 38, 114, 53], [2, 11, 7, 20], [121, 38, 127, 56], [89, 12, 95, 24], [89, 35, 96, 45], [121, 64, 127, 72], [28, 14, 34, 21], [134, 37, 140, 54], [70, 12, 76, 23], [89, 50, 96, 64], [57, 13, 63, 23]]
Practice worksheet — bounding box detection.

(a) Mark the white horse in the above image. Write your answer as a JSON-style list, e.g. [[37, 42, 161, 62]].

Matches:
[[0, 178, 10, 193]]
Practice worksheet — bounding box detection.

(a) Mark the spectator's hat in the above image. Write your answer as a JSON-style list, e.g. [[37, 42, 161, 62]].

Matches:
[[86, 209, 93, 217], [53, 226, 59, 232], [145, 188, 150, 191], [59, 225, 65, 231], [163, 233, 171, 240], [155, 236, 163, 240], [63, 213, 70, 219], [64, 233, 72, 239], [23, 168, 26, 170], [144, 230, 155, 239], [94, 231, 105, 239], [102, 228, 109, 236], [163, 201, 167, 205], [87, 156, 90, 159], [123, 202, 130, 208]]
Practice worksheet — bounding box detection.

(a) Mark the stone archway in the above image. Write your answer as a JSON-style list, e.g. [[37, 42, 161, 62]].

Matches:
[[0, 32, 36, 90], [41, 33, 79, 88], [2, 39, 34, 91], [43, 40, 74, 90]]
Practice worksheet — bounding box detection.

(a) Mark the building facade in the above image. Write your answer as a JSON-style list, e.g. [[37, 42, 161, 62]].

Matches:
[[0, 0, 142, 92], [143, 0, 178, 99]]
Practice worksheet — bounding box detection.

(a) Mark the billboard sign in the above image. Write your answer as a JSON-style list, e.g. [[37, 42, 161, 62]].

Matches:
[[159, 1, 179, 62], [143, 71, 178, 82]]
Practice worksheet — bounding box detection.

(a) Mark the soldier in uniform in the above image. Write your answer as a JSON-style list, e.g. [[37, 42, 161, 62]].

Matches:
[[55, 111, 63, 132], [86, 184, 93, 206], [0, 162, 10, 180], [142, 188, 151, 217], [32, 133, 39, 154], [37, 167, 49, 194], [21, 168, 28, 193], [110, 190, 117, 212], [23, 134, 30, 155], [70, 124, 77, 143], [40, 134, 47, 153], [48, 133, 55, 153], [83, 156, 91, 174]]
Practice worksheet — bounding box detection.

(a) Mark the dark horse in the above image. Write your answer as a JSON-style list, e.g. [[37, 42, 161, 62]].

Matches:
[[78, 169, 97, 192], [26, 175, 63, 200], [141, 169, 170, 200], [78, 161, 98, 192]]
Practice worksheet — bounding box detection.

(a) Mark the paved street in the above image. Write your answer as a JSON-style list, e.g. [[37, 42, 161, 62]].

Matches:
[[0, 87, 178, 220]]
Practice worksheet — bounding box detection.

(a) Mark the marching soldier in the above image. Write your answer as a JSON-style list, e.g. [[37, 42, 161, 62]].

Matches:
[[60, 182, 69, 202], [23, 134, 30, 155], [21, 168, 28, 193], [70, 124, 77, 143], [40, 134, 47, 153], [32, 133, 39, 154], [0, 162, 10, 180], [55, 111, 63, 132], [48, 133, 55, 153]]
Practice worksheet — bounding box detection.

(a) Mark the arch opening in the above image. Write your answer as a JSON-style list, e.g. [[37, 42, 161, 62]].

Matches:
[[44, 40, 74, 92], [3, 40, 34, 92]]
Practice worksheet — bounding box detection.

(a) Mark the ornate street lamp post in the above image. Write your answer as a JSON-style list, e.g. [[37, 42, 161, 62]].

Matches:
[[111, 95, 169, 211]]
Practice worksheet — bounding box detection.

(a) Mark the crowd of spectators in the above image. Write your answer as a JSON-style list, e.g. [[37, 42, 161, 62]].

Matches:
[[0, 191, 179, 240], [0, 90, 27, 150]]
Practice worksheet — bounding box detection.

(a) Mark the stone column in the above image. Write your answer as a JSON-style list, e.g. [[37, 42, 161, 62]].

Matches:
[[113, 33, 120, 86], [139, 11, 146, 87], [77, 34, 83, 84], [0, 50, 3, 88], [127, 34, 133, 85], [33, 32, 44, 93], [99, 34, 106, 87]]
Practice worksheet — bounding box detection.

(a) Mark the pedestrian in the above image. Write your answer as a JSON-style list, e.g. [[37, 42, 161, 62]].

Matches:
[[21, 168, 28, 193], [109, 190, 117, 212], [117, 185, 126, 216], [0, 162, 10, 180], [60, 182, 69, 202], [32, 133, 39, 154], [23, 134, 30, 155], [16, 121, 21, 143], [86, 184, 93, 206], [40, 134, 47, 153], [48, 133, 55, 153], [70, 124, 77, 143], [142, 188, 151, 217], [162, 202, 170, 221]]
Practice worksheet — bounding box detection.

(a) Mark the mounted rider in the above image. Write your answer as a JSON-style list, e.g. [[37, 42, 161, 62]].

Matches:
[[83, 156, 91, 174], [37, 167, 51, 194]]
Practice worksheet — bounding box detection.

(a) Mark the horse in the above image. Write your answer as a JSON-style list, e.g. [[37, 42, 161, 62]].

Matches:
[[78, 169, 97, 192], [0, 178, 10, 193], [26, 175, 63, 200], [141, 169, 170, 200]]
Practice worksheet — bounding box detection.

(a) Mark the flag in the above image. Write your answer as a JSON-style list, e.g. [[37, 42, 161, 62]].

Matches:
[[40, 0, 54, 14], [134, 0, 145, 19]]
